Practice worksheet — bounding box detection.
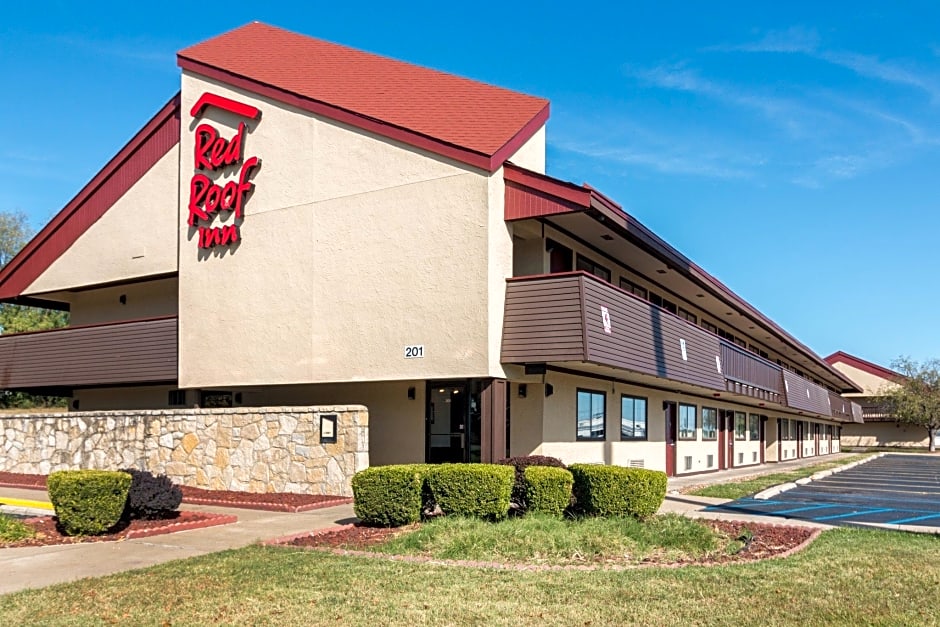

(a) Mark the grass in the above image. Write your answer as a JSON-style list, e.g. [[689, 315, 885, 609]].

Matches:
[[0, 514, 35, 542], [376, 514, 733, 564], [0, 528, 939, 625], [687, 454, 873, 499]]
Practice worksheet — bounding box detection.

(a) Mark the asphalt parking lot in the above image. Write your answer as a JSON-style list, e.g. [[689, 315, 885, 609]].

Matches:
[[705, 454, 940, 528]]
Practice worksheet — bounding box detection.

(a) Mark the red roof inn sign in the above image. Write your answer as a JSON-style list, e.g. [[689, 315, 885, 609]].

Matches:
[[187, 93, 261, 249]]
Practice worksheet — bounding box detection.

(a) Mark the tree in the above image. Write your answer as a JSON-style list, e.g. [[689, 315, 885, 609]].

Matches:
[[878, 357, 940, 453], [0, 210, 69, 408]]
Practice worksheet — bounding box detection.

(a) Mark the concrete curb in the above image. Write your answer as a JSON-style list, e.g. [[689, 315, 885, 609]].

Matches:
[[753, 453, 883, 500]]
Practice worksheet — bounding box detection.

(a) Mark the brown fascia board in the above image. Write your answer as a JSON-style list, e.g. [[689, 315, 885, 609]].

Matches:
[[583, 196, 862, 394]]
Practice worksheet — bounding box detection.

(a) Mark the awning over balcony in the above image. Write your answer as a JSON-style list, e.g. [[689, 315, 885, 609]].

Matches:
[[502, 273, 861, 422], [0, 316, 178, 391]]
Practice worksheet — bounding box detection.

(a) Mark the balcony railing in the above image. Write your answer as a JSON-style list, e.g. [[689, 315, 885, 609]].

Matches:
[[503, 272, 860, 421], [719, 342, 784, 402], [0, 316, 177, 390]]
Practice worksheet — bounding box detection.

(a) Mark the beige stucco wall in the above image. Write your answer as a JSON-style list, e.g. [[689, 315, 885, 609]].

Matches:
[[841, 422, 929, 447], [177, 72, 517, 389], [66, 277, 178, 326], [507, 126, 546, 173], [25, 147, 179, 295], [830, 361, 898, 396]]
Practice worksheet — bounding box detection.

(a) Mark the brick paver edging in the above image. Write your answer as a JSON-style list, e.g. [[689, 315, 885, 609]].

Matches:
[[124, 512, 239, 539], [180, 496, 353, 512], [263, 524, 824, 571]]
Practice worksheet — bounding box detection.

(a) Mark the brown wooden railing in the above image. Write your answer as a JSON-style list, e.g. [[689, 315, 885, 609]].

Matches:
[[719, 342, 784, 395], [0, 316, 177, 390]]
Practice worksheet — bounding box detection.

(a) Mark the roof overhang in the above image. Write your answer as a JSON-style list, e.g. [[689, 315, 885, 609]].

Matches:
[[0, 94, 181, 303]]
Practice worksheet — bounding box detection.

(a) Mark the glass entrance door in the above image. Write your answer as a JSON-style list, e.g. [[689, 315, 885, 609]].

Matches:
[[426, 381, 482, 463]]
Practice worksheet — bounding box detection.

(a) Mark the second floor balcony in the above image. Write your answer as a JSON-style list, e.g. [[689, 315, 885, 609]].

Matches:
[[501, 272, 860, 421]]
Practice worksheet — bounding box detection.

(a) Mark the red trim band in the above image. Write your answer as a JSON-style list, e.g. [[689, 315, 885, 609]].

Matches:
[[190, 92, 261, 120]]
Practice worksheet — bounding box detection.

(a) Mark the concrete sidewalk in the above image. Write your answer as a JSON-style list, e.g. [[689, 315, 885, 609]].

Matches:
[[0, 487, 354, 595]]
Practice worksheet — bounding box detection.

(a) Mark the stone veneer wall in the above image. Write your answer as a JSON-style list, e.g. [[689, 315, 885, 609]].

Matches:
[[0, 406, 368, 496]]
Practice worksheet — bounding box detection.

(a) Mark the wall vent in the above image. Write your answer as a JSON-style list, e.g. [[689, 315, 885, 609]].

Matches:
[[737, 452, 744, 465], [707, 454, 714, 468], [628, 459, 645, 468], [684, 456, 693, 471], [752, 451, 758, 463]]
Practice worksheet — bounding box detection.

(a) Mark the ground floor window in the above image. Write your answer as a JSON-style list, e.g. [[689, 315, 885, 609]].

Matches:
[[620, 395, 647, 440], [679, 403, 697, 440], [577, 389, 606, 441], [748, 414, 760, 441], [734, 411, 747, 440], [702, 407, 718, 440]]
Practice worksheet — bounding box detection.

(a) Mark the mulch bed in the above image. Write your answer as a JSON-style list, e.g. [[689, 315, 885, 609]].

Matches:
[[273, 519, 818, 569], [0, 471, 351, 513], [1, 510, 238, 548]]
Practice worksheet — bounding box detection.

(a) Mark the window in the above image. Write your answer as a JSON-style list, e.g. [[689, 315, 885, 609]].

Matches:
[[621, 395, 647, 440], [749, 414, 760, 441], [734, 411, 747, 440], [200, 390, 233, 408], [702, 407, 718, 440], [576, 255, 611, 282], [547, 239, 573, 273], [734, 337, 747, 349], [576, 389, 606, 441], [780, 418, 790, 441], [649, 291, 677, 315], [619, 277, 648, 300], [679, 404, 697, 440], [678, 308, 697, 324], [702, 320, 718, 334]]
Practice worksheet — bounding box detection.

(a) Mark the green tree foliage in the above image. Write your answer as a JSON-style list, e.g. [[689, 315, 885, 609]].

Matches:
[[878, 357, 940, 452], [0, 210, 69, 409]]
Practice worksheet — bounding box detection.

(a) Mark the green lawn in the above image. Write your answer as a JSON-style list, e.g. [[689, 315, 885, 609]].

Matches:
[[687, 454, 873, 500], [375, 514, 737, 564], [1, 527, 939, 625]]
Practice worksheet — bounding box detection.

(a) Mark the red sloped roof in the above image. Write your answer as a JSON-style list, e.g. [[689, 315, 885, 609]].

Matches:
[[177, 22, 549, 172]]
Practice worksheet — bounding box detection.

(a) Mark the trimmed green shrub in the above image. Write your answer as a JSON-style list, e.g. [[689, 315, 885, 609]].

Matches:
[[498, 455, 567, 513], [47, 470, 132, 536], [523, 466, 573, 517], [120, 468, 183, 520], [426, 464, 514, 521], [569, 464, 667, 520], [352, 465, 424, 527]]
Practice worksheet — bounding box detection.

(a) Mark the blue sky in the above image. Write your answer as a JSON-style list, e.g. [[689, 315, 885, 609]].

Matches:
[[1, 1, 938, 367]]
